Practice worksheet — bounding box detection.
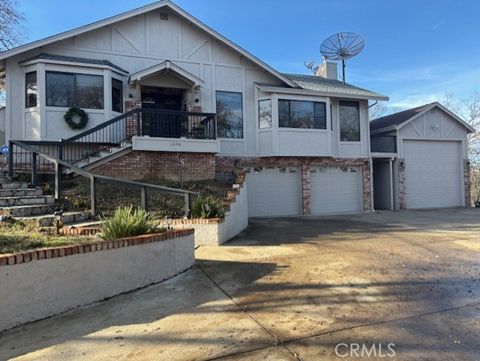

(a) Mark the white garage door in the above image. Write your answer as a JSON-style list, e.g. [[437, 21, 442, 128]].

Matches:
[[404, 140, 462, 209], [246, 167, 301, 217], [310, 166, 363, 214]]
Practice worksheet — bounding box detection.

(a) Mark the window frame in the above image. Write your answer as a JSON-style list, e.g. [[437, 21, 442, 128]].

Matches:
[[258, 99, 272, 129], [215, 90, 244, 139], [278, 99, 327, 130], [111, 78, 123, 113], [45, 70, 104, 110], [339, 100, 361, 142], [25, 71, 38, 109]]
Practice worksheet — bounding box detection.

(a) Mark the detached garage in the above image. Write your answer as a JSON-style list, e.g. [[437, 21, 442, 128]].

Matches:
[[371, 102, 474, 210]]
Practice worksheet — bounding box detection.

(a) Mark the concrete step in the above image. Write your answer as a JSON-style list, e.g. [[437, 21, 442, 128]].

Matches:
[[1, 182, 28, 190], [0, 204, 58, 217], [0, 195, 55, 207], [0, 188, 43, 197], [18, 211, 91, 227]]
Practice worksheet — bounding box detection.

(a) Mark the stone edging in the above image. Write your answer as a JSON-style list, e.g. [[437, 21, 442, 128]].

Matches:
[[0, 229, 194, 267]]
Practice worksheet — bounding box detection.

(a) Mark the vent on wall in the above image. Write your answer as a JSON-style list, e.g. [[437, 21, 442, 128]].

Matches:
[[160, 12, 169, 21]]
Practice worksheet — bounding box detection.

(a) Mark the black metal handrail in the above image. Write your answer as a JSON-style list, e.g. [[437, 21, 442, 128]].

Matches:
[[371, 135, 397, 153], [8, 108, 217, 171], [8, 140, 198, 216]]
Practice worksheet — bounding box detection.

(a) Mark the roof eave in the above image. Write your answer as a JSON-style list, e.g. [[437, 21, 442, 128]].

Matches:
[[395, 102, 476, 133], [129, 60, 204, 86], [19, 56, 129, 75], [0, 1, 298, 89], [0, 1, 171, 60], [256, 84, 389, 101], [370, 125, 397, 135]]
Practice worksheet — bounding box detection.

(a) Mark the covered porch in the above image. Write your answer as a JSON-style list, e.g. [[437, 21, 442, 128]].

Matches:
[[128, 60, 218, 153]]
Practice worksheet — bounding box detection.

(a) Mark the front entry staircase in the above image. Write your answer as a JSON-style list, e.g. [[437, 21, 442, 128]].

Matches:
[[6, 108, 203, 221], [66, 141, 132, 175], [0, 177, 90, 227]]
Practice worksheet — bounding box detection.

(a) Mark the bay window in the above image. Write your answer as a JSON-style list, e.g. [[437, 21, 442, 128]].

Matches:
[[258, 99, 272, 129], [25, 71, 38, 108], [278, 99, 326, 129], [339, 101, 360, 141], [112, 78, 123, 113], [216, 91, 243, 138], [46, 71, 104, 109]]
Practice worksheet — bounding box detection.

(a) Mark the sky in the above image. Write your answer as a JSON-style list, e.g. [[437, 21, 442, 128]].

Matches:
[[18, 0, 480, 110]]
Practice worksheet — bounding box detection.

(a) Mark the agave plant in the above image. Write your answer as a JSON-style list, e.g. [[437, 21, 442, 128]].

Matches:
[[100, 206, 159, 240]]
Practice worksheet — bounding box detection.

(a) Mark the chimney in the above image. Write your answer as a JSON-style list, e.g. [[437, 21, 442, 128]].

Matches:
[[315, 61, 338, 80]]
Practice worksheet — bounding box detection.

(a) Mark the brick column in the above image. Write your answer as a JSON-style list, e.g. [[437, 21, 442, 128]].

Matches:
[[398, 159, 406, 210], [301, 164, 311, 215], [362, 160, 373, 211], [125, 100, 142, 138], [464, 159, 471, 207]]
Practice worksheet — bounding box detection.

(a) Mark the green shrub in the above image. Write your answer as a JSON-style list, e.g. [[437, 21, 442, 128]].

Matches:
[[100, 206, 160, 240], [191, 195, 224, 219]]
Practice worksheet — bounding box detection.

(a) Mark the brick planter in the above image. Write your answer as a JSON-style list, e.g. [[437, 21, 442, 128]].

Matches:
[[0, 230, 195, 331]]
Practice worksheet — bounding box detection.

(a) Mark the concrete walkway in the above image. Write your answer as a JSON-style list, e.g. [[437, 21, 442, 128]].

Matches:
[[1, 209, 479, 360]]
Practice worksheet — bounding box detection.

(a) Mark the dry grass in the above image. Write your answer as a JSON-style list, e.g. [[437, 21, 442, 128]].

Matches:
[[58, 177, 232, 218], [0, 219, 97, 254]]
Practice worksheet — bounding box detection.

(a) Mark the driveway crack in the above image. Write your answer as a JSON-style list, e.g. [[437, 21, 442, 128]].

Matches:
[[197, 264, 279, 345]]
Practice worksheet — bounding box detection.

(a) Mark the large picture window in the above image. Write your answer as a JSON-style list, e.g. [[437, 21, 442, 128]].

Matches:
[[25, 71, 38, 108], [216, 91, 243, 138], [46, 71, 104, 109], [278, 100, 326, 129], [258, 99, 272, 129], [112, 78, 123, 113], [339, 101, 360, 141]]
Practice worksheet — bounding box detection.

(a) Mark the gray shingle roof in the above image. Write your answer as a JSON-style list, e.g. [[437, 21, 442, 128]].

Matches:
[[19, 53, 129, 74], [283, 73, 388, 100], [370, 103, 436, 132]]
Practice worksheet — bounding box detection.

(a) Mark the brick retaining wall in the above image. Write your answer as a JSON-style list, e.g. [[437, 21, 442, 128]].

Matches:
[[93, 151, 216, 182]]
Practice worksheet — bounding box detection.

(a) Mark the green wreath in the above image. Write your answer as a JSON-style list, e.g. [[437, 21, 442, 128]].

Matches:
[[64, 106, 89, 130]]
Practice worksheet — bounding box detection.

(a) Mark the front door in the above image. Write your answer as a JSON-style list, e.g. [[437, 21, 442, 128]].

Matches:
[[141, 86, 184, 137]]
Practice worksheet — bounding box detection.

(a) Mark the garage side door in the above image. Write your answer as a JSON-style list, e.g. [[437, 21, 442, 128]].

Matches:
[[404, 140, 462, 209], [246, 167, 301, 217], [310, 166, 363, 214]]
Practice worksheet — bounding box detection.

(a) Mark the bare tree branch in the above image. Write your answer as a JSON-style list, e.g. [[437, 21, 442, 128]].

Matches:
[[441, 92, 480, 203], [0, 0, 25, 51]]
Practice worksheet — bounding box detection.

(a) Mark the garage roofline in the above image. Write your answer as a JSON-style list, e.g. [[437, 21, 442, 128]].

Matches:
[[371, 102, 476, 134]]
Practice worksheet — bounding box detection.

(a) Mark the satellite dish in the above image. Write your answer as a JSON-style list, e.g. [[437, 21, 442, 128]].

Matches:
[[320, 32, 365, 83]]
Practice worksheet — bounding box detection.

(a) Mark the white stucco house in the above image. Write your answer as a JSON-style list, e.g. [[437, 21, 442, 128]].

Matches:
[[0, 0, 472, 218]]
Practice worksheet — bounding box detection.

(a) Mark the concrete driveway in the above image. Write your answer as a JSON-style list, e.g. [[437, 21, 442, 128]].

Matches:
[[1, 209, 480, 360]]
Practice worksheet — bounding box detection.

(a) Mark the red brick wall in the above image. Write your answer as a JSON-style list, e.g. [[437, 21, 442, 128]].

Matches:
[[216, 156, 372, 213], [125, 100, 142, 138], [93, 151, 216, 182]]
